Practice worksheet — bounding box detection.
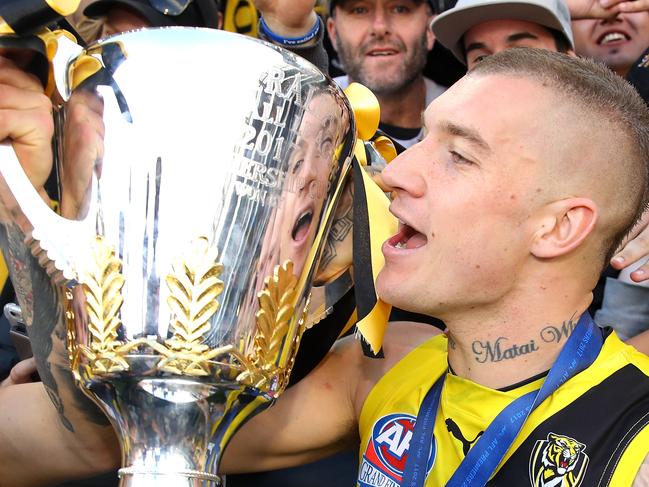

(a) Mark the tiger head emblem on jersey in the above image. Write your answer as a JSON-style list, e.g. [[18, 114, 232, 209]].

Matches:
[[529, 433, 589, 487]]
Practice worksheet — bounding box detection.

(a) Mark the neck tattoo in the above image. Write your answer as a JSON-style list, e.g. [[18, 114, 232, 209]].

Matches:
[[471, 337, 539, 363], [467, 318, 577, 364]]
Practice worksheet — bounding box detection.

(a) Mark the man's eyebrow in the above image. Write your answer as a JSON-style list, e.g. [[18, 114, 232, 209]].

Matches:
[[464, 41, 487, 54], [440, 121, 491, 154], [506, 32, 540, 43]]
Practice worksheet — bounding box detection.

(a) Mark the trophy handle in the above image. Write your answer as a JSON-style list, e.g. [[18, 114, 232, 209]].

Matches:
[[0, 143, 97, 284]]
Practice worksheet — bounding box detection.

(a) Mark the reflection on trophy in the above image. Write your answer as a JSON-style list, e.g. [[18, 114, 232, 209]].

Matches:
[[0, 28, 355, 485]]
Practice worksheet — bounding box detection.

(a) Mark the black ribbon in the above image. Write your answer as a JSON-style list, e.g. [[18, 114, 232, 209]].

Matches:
[[1, 0, 62, 36]]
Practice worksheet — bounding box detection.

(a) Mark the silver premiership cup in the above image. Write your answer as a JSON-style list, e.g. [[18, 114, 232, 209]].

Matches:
[[0, 28, 355, 485]]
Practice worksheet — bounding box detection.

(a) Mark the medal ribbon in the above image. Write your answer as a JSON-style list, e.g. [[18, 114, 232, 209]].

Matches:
[[401, 312, 603, 487]]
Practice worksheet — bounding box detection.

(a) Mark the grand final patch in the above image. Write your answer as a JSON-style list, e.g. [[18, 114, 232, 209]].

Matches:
[[358, 413, 436, 487], [529, 432, 589, 487]]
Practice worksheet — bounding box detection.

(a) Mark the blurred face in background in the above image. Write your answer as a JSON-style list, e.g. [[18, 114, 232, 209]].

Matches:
[[327, 0, 434, 95], [463, 19, 565, 69], [100, 7, 151, 38], [572, 13, 649, 77]]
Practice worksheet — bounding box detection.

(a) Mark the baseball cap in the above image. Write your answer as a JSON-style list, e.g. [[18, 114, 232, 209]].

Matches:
[[84, 0, 219, 28], [431, 0, 574, 63], [329, 0, 438, 15]]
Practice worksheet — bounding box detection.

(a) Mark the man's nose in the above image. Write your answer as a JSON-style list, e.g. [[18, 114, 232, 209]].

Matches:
[[380, 149, 427, 199], [370, 9, 390, 35], [600, 14, 623, 26], [299, 156, 319, 191]]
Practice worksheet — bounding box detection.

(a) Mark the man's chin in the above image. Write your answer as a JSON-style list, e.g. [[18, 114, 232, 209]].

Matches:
[[376, 271, 408, 307], [356, 71, 409, 96]]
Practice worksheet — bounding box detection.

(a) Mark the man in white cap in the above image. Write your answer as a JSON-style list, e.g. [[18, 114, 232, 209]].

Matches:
[[432, 0, 649, 68], [432, 0, 575, 68]]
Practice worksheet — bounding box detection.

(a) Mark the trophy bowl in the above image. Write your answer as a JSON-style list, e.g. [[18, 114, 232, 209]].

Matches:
[[0, 28, 355, 485]]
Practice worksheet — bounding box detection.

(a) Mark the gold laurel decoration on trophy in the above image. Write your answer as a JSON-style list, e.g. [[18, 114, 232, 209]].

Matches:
[[276, 293, 311, 391], [157, 237, 228, 376], [236, 261, 297, 389], [78, 236, 131, 374]]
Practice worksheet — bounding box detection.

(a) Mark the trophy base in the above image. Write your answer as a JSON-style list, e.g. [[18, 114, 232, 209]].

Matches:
[[81, 355, 271, 487], [118, 467, 223, 486]]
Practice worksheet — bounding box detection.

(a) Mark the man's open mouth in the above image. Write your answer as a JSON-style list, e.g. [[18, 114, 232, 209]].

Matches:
[[388, 222, 428, 250], [366, 47, 399, 57], [597, 31, 630, 45], [292, 210, 313, 242]]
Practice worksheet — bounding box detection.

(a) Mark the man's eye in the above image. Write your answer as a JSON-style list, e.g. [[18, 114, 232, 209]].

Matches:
[[292, 158, 304, 174], [392, 5, 411, 13], [350, 6, 369, 14], [450, 151, 472, 165], [472, 54, 489, 64]]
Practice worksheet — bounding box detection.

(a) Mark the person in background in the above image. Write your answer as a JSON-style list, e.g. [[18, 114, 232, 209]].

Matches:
[[571, 10, 649, 77], [431, 0, 575, 69], [326, 0, 446, 148], [83, 0, 222, 39]]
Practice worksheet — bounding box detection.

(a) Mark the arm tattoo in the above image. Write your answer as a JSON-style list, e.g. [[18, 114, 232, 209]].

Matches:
[[472, 337, 539, 363], [1, 222, 109, 431], [30, 257, 75, 432]]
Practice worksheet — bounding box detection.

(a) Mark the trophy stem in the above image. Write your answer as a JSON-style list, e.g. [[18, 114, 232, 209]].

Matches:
[[118, 467, 222, 486], [84, 360, 266, 487]]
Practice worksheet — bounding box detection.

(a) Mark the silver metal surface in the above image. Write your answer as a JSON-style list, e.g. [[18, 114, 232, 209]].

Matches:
[[0, 27, 355, 485]]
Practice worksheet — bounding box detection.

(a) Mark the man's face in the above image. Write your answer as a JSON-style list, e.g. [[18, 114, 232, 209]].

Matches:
[[572, 13, 649, 77], [376, 74, 564, 317], [276, 92, 345, 277], [463, 19, 560, 68], [327, 0, 434, 95], [100, 7, 151, 38]]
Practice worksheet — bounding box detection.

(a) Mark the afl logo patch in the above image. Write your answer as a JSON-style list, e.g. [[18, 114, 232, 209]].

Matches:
[[358, 413, 436, 487]]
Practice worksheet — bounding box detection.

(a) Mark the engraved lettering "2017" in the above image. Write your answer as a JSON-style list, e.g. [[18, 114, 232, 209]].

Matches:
[[472, 337, 539, 363]]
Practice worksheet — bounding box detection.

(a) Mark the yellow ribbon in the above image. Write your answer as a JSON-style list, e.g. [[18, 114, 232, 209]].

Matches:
[[37, 28, 77, 96], [342, 83, 398, 354]]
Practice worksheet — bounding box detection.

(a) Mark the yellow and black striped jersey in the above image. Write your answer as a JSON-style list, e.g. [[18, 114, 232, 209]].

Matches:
[[358, 331, 649, 487]]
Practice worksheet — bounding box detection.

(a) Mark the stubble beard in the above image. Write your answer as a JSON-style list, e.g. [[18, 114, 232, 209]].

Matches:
[[337, 32, 429, 96]]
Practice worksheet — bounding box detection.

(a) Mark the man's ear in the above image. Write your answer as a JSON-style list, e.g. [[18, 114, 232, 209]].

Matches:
[[426, 15, 436, 51], [327, 17, 338, 51], [530, 198, 598, 258]]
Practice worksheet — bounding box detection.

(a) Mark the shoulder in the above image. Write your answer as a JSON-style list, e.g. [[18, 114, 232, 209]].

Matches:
[[351, 321, 443, 417]]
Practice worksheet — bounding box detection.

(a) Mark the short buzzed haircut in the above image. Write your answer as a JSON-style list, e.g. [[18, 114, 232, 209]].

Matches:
[[470, 48, 649, 263]]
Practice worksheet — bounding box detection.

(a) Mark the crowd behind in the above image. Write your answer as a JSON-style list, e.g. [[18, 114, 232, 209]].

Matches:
[[2, 0, 649, 485]]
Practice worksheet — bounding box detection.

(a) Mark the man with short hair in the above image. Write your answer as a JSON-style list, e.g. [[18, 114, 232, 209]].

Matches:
[[326, 0, 446, 148], [1, 44, 649, 486], [431, 0, 649, 69]]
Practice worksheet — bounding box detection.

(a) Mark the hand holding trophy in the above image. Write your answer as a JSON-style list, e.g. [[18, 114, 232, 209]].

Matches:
[[0, 26, 356, 486]]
